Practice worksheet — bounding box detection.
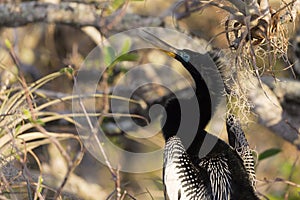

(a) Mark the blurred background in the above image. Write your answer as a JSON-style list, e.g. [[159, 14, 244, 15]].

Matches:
[[0, 0, 300, 199]]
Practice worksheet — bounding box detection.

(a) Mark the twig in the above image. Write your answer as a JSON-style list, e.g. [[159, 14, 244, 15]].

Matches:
[[120, 190, 127, 200], [0, 169, 18, 200], [73, 75, 116, 178], [244, 15, 279, 108], [102, 0, 130, 34], [6, 42, 83, 200], [116, 168, 121, 200], [145, 188, 154, 200], [20, 142, 33, 200], [28, 150, 44, 200], [259, 177, 300, 188]]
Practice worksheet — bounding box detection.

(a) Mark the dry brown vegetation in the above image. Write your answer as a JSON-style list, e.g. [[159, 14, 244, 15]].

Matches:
[[0, 0, 300, 199]]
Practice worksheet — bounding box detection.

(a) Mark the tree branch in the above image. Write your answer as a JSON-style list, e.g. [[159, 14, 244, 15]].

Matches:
[[246, 76, 300, 149], [0, 2, 103, 27], [263, 77, 300, 117], [0, 2, 162, 29]]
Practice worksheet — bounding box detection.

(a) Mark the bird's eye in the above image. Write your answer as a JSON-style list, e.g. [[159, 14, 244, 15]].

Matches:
[[179, 51, 190, 62]]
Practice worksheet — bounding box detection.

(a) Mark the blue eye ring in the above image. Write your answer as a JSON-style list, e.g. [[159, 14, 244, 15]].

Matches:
[[178, 51, 190, 62]]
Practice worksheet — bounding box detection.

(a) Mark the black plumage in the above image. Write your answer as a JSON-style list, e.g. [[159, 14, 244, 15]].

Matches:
[[140, 30, 259, 199], [160, 50, 259, 199], [226, 114, 257, 189]]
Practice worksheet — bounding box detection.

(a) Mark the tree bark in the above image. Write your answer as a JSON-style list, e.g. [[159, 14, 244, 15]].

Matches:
[[247, 76, 300, 149], [0, 1, 162, 29]]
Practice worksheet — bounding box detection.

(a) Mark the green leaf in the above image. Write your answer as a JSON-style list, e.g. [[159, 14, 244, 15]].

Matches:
[[23, 109, 31, 119], [120, 38, 132, 54], [34, 118, 45, 126], [4, 39, 12, 49], [37, 176, 44, 193], [15, 124, 22, 135], [103, 46, 116, 66], [116, 53, 139, 62], [60, 67, 74, 75], [111, 0, 125, 10], [258, 148, 281, 161]]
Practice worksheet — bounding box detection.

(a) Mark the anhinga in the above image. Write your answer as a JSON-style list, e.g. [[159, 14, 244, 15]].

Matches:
[[140, 30, 259, 200]]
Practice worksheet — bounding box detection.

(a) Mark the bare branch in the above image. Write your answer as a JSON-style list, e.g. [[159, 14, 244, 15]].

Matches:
[[0, 2, 162, 29], [259, 0, 271, 22], [244, 0, 260, 16], [226, 0, 247, 15], [246, 76, 300, 149], [263, 77, 300, 117], [0, 2, 102, 27]]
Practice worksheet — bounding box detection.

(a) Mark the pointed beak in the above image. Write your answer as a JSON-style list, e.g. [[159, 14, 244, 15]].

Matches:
[[139, 29, 178, 58]]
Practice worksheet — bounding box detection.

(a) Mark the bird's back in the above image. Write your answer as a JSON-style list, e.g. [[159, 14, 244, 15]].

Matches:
[[196, 132, 259, 200]]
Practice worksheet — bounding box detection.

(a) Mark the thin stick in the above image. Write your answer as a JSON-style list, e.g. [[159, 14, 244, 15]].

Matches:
[[74, 77, 116, 177]]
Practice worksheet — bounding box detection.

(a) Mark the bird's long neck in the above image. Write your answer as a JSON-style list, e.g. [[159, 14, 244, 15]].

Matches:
[[174, 55, 212, 156], [175, 54, 212, 131], [161, 54, 212, 142]]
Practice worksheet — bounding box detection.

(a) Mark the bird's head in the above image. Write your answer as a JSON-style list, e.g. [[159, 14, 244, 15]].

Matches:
[[139, 30, 213, 139]]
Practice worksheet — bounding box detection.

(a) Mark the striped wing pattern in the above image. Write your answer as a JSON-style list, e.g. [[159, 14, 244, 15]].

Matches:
[[226, 115, 256, 189], [164, 136, 211, 200], [199, 156, 232, 200]]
